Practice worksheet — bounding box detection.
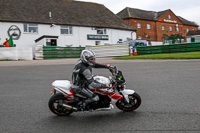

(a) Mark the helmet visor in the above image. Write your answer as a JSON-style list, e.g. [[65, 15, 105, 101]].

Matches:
[[89, 57, 95, 62]]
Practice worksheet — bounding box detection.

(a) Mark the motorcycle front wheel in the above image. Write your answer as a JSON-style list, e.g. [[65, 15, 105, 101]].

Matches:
[[116, 92, 141, 111], [48, 93, 73, 116]]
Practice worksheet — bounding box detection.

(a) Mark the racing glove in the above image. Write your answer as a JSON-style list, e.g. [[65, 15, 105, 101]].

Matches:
[[106, 64, 114, 69]]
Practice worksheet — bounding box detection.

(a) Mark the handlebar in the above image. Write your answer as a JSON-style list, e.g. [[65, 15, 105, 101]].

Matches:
[[109, 66, 117, 76]]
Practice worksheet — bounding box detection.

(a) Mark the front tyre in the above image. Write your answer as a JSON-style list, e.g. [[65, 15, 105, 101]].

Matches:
[[116, 92, 141, 111], [48, 93, 73, 116]]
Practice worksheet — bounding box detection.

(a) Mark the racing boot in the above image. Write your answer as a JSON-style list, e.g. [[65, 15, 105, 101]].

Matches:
[[73, 88, 99, 109]]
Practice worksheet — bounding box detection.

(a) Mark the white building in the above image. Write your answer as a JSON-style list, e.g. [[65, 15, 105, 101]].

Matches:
[[186, 30, 200, 42], [0, 0, 136, 55]]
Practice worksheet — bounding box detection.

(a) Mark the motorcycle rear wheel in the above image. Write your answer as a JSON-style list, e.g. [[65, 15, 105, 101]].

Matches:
[[48, 93, 73, 116], [116, 92, 141, 111]]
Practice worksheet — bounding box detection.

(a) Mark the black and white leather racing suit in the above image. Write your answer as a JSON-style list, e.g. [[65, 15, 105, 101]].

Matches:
[[72, 59, 107, 104]]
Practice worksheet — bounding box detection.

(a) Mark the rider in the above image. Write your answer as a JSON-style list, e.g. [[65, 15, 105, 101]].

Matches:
[[72, 49, 113, 107]]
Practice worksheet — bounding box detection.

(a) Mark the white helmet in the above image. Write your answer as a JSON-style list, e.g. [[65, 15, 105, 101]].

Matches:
[[80, 49, 96, 66]]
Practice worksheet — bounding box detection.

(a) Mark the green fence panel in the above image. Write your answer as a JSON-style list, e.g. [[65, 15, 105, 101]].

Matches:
[[161, 45, 170, 53], [136, 42, 200, 55], [43, 46, 85, 59]]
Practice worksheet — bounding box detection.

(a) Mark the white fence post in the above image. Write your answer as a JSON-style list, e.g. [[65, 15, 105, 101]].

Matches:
[[35, 45, 43, 60]]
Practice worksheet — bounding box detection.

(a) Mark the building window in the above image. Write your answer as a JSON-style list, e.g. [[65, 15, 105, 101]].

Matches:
[[187, 28, 189, 33], [61, 26, 72, 34], [97, 28, 107, 34], [169, 26, 172, 31], [137, 23, 141, 29], [147, 24, 151, 29], [162, 26, 165, 31], [24, 24, 38, 33], [176, 27, 179, 32], [138, 36, 142, 40], [168, 15, 171, 19]]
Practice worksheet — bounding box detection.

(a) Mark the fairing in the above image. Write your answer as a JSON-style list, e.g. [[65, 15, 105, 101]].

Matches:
[[93, 76, 110, 85], [120, 89, 135, 103]]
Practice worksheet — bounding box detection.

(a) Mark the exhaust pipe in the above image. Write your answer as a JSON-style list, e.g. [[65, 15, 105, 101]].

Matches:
[[63, 104, 78, 111]]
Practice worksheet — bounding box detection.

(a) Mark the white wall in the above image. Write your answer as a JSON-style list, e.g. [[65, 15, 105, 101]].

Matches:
[[0, 47, 18, 60], [0, 47, 33, 60], [195, 36, 200, 42], [151, 41, 163, 46], [187, 38, 191, 43], [187, 36, 200, 43], [0, 22, 136, 49]]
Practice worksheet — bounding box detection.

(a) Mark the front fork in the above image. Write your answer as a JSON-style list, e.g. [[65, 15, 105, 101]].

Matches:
[[120, 89, 135, 103]]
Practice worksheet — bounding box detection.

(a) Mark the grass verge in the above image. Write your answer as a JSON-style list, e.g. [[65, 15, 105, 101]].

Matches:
[[113, 52, 200, 60]]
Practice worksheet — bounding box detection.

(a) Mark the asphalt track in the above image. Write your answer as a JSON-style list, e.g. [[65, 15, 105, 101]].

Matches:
[[0, 58, 200, 133]]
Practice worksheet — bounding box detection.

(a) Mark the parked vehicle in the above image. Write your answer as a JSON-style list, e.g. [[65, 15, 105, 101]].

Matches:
[[125, 40, 147, 52], [48, 67, 141, 116]]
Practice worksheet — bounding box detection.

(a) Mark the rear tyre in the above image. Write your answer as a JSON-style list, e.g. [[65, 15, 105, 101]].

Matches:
[[48, 93, 73, 116], [116, 92, 141, 111]]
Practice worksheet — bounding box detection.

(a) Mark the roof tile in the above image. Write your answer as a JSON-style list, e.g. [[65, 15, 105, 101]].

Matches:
[[0, 0, 136, 31]]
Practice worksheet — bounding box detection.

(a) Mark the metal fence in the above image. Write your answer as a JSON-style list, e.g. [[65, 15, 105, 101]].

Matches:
[[42, 46, 85, 59], [34, 46, 85, 59], [86, 43, 129, 57], [35, 43, 130, 60], [137, 42, 200, 55]]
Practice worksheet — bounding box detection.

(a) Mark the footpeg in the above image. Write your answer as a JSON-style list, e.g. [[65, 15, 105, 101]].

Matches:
[[95, 104, 114, 111]]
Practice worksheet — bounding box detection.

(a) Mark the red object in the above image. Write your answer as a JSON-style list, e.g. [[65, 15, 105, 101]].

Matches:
[[91, 89, 123, 100], [58, 88, 75, 102], [3, 41, 10, 47], [70, 88, 75, 95], [130, 47, 133, 56], [134, 46, 138, 55]]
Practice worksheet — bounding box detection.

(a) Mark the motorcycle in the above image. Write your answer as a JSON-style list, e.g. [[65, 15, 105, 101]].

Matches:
[[48, 67, 141, 116]]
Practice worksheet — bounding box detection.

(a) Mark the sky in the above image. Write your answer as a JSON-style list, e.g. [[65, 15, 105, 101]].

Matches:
[[76, 0, 200, 27]]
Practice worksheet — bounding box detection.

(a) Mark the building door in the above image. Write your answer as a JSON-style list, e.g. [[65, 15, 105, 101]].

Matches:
[[95, 41, 100, 45], [191, 37, 195, 42], [51, 39, 57, 46], [46, 39, 57, 46]]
